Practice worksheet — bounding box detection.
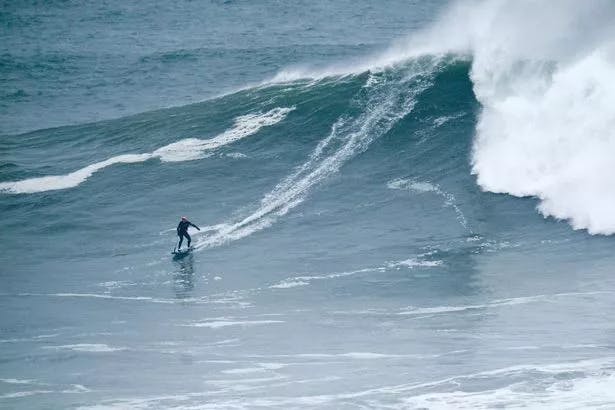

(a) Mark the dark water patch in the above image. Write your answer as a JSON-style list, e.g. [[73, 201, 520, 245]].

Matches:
[[139, 49, 200, 64], [1, 89, 29, 100]]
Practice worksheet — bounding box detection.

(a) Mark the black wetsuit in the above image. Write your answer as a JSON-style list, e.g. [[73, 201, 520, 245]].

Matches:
[[177, 220, 199, 248]]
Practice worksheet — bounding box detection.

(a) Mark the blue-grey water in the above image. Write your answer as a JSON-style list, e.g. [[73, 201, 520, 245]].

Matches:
[[3, 1, 615, 409]]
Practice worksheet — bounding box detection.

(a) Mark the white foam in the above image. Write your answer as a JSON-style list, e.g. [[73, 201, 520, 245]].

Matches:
[[0, 333, 59, 344], [433, 112, 465, 127], [258, 362, 287, 370], [222, 367, 266, 375], [0, 383, 90, 400], [0, 378, 36, 385], [249, 351, 446, 361], [269, 268, 376, 289], [34, 333, 60, 339], [407, 0, 615, 234], [71, 358, 615, 409], [64, 384, 91, 393], [339, 352, 404, 359], [46, 293, 153, 301], [269, 280, 310, 289], [471, 46, 615, 234], [399, 358, 615, 410], [270, 257, 440, 289], [0, 154, 151, 194], [221, 362, 286, 375], [0, 390, 54, 399], [388, 179, 438, 193], [398, 291, 611, 316], [204, 375, 285, 386], [43, 343, 126, 352], [388, 178, 469, 229], [12, 292, 179, 304], [386, 258, 443, 269], [0, 107, 293, 194], [155, 108, 293, 162], [180, 320, 284, 329], [97, 281, 135, 289], [225, 152, 248, 159]]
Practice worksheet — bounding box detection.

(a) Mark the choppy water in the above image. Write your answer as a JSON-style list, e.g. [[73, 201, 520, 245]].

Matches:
[[3, 1, 615, 409]]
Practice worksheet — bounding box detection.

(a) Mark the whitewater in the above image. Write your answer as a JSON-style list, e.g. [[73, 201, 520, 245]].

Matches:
[[0, 107, 294, 194], [3, 0, 615, 409]]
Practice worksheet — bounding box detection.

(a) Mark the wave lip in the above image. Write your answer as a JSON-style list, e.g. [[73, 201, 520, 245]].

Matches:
[[0, 107, 294, 195]]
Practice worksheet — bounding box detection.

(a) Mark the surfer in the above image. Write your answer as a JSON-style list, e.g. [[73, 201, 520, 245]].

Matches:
[[177, 216, 200, 249]]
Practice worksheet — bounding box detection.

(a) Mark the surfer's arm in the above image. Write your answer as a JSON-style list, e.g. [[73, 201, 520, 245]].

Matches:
[[190, 222, 201, 230]]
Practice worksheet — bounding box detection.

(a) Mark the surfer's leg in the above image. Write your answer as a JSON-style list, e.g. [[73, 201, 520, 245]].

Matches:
[[178, 235, 184, 249], [185, 233, 192, 247]]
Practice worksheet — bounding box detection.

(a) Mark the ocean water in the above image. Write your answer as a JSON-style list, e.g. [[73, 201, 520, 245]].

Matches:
[[3, 1, 615, 409]]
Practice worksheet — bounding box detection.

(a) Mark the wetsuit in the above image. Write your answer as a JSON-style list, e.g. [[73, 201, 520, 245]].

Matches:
[[177, 220, 200, 248]]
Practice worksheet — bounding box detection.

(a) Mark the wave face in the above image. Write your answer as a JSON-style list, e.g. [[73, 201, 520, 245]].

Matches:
[[1, 56, 460, 251], [193, 59, 442, 249]]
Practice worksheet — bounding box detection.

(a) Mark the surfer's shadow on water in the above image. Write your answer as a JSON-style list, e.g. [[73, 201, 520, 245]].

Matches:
[[172, 254, 195, 299]]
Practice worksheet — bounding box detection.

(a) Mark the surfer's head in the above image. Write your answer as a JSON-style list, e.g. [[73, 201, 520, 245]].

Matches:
[[181, 216, 187, 221]]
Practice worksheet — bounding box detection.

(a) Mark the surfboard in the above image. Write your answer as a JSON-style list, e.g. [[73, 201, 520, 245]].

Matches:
[[172, 246, 193, 258]]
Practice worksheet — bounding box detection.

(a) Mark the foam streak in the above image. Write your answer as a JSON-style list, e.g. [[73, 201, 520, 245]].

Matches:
[[195, 60, 439, 249], [0, 107, 293, 194]]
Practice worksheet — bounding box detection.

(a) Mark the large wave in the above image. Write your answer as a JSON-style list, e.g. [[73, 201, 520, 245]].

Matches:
[[6, 0, 614, 238], [272, 1, 615, 235]]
